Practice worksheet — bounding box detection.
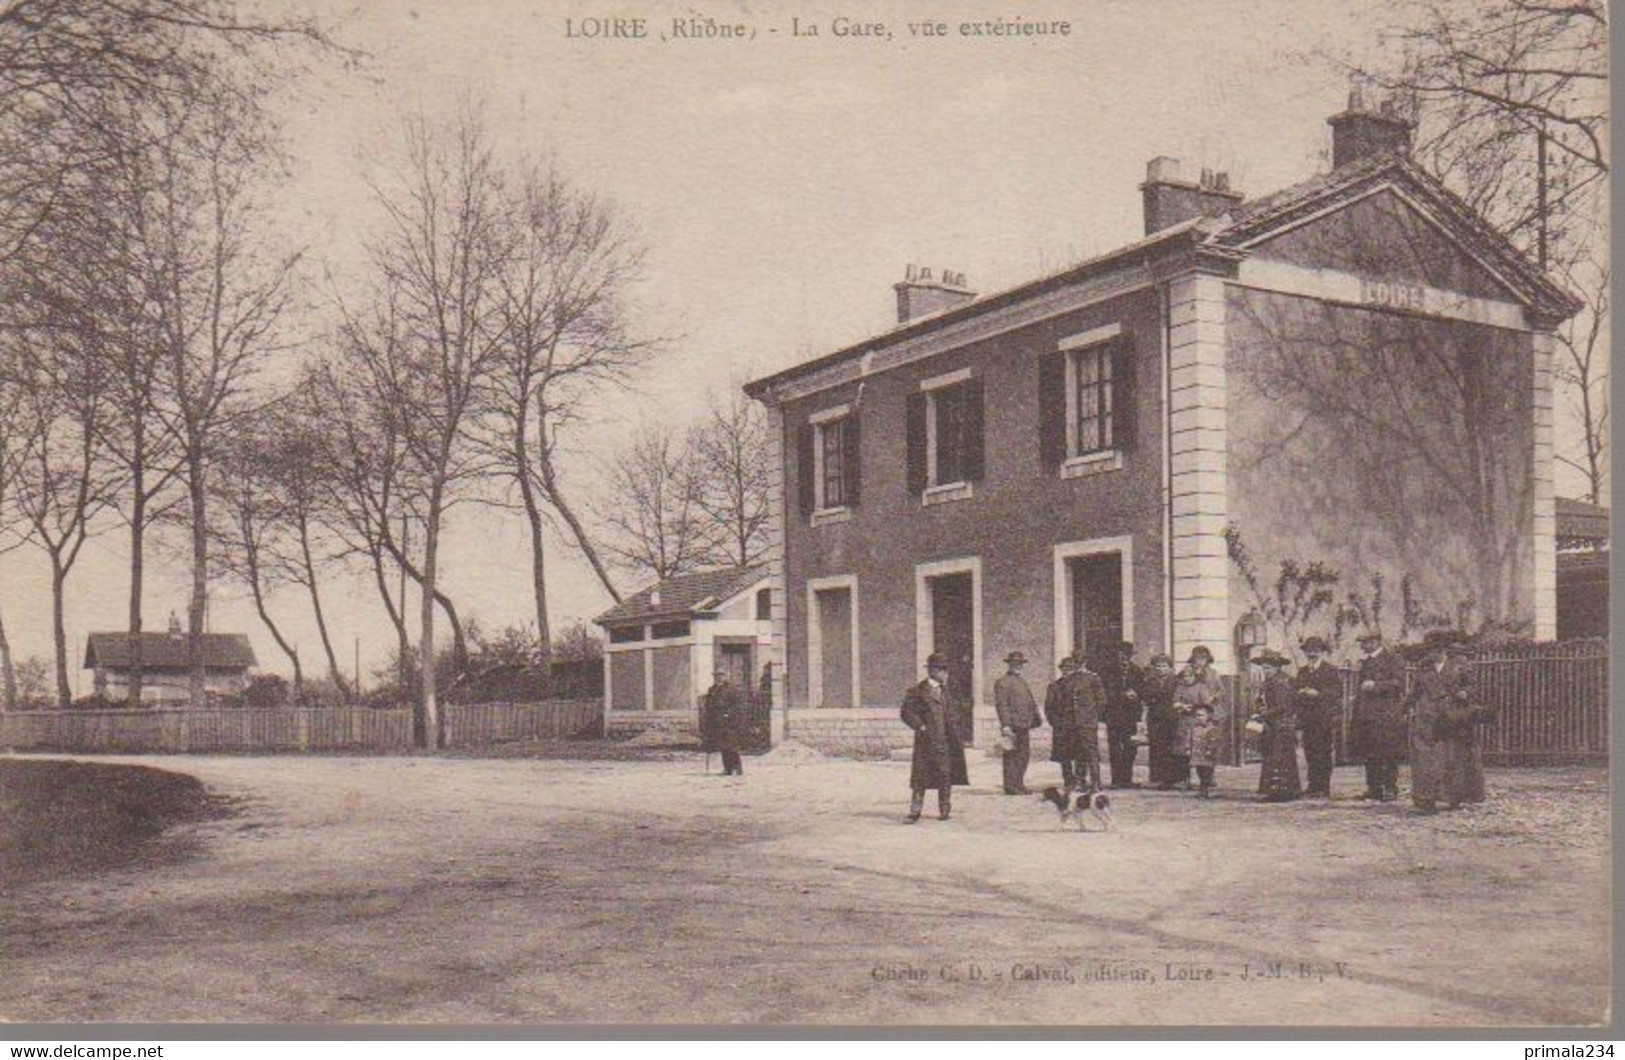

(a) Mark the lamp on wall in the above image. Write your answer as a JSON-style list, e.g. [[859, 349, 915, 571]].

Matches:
[[1234, 609, 1265, 665]]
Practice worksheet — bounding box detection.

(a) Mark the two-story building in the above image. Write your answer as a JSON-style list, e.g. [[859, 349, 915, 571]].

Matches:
[[744, 95, 1579, 753]]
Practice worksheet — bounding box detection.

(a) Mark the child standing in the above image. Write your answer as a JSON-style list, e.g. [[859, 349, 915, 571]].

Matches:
[[1190, 704, 1223, 798]]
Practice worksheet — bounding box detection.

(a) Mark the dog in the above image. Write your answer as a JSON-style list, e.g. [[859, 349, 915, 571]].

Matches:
[[1039, 786, 1114, 832]]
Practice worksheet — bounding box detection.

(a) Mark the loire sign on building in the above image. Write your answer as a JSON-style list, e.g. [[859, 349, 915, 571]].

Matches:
[[744, 97, 1579, 750]]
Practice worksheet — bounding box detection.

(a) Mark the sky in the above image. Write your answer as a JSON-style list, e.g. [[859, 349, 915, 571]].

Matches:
[[0, 0, 1597, 691]]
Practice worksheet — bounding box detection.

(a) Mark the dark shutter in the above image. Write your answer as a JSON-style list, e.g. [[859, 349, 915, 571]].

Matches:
[[1112, 336, 1137, 451], [1039, 351, 1067, 467], [797, 422, 816, 517], [842, 413, 861, 506], [963, 377, 985, 482], [905, 392, 928, 494]]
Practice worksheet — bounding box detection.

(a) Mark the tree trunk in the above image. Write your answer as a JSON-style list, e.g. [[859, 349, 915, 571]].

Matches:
[[126, 479, 145, 710], [536, 449, 620, 603], [369, 547, 411, 699], [419, 489, 442, 750], [250, 574, 303, 700], [517, 464, 554, 694], [0, 601, 17, 712], [51, 559, 70, 708], [298, 518, 348, 700], [188, 467, 208, 706]]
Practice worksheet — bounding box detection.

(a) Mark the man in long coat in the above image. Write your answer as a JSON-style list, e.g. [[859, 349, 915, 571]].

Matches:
[[1099, 641, 1144, 788], [1044, 655, 1080, 789], [1351, 630, 1407, 802], [701, 666, 745, 776], [1142, 653, 1179, 788], [1407, 638, 1460, 812], [1293, 636, 1343, 797], [900, 653, 969, 822], [993, 650, 1041, 795], [1049, 651, 1105, 793]]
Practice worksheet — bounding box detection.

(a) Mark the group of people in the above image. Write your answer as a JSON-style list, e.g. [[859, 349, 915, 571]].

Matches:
[[897, 628, 1493, 822]]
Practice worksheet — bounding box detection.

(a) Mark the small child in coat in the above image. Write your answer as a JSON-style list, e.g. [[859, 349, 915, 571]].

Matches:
[[1190, 705, 1223, 798]]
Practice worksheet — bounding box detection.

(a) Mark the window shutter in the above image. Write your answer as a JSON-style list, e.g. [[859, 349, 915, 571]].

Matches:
[[905, 392, 928, 494], [843, 414, 861, 506], [1112, 336, 1137, 451], [797, 422, 816, 517], [1039, 351, 1067, 467], [963, 377, 985, 482]]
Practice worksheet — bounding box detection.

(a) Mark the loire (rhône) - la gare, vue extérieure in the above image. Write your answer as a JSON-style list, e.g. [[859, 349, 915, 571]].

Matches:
[[609, 93, 1578, 753]]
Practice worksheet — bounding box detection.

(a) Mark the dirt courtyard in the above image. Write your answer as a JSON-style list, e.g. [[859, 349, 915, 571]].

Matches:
[[0, 748, 1610, 1027]]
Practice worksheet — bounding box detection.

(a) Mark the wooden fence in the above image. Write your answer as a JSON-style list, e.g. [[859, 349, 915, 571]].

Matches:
[[1218, 642, 1608, 767], [0, 698, 604, 755]]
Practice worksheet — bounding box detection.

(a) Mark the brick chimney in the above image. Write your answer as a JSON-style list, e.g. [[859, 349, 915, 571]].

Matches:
[[1139, 157, 1244, 236], [894, 265, 976, 325], [1327, 85, 1415, 169]]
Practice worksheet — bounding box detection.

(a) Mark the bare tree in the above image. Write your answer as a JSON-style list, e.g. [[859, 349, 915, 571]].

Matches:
[[0, 361, 32, 710], [342, 107, 509, 748], [206, 418, 304, 698], [1554, 255, 1609, 503], [595, 422, 716, 582], [480, 163, 652, 677], [689, 391, 772, 568]]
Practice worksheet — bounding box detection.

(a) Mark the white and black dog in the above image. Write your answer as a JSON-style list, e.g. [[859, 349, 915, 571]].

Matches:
[[1039, 786, 1114, 832]]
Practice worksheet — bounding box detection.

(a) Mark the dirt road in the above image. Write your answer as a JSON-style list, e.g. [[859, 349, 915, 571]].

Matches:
[[0, 750, 1609, 1026]]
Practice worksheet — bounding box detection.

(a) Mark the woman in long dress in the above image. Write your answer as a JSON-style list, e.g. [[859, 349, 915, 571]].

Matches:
[[1252, 649, 1302, 802], [1172, 645, 1223, 789]]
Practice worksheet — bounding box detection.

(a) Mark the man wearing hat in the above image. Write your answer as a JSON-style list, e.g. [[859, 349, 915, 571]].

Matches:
[[1351, 630, 1406, 801], [900, 653, 970, 822], [994, 650, 1042, 795], [1100, 641, 1145, 789], [1047, 650, 1105, 793], [1294, 636, 1343, 797], [1251, 648, 1302, 801]]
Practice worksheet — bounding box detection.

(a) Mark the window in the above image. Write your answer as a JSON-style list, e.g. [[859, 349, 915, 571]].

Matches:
[[1040, 328, 1136, 472], [799, 406, 860, 519], [819, 417, 848, 508], [608, 625, 645, 644], [907, 374, 984, 497], [650, 620, 691, 640], [1071, 345, 1115, 455], [755, 588, 772, 621]]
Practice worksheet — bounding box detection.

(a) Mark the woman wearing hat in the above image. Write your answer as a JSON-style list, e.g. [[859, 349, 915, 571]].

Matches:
[[900, 652, 970, 821], [1171, 645, 1224, 790], [1294, 636, 1343, 797], [1251, 648, 1302, 802]]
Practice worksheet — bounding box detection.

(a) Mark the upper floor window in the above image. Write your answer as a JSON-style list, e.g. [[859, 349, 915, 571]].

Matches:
[[755, 587, 772, 621], [798, 404, 860, 519], [1041, 326, 1136, 472], [907, 370, 984, 497]]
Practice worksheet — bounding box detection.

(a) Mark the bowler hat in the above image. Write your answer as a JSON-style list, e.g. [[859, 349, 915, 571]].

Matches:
[[1058, 655, 1079, 671], [1004, 650, 1029, 665], [1251, 648, 1290, 668], [925, 652, 949, 670], [1149, 652, 1172, 667], [1300, 636, 1330, 654], [1119, 640, 1135, 655]]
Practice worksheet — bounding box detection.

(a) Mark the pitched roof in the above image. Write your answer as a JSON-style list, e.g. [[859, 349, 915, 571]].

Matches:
[[84, 632, 258, 671], [594, 565, 768, 627], [1556, 497, 1610, 543], [745, 153, 1581, 399]]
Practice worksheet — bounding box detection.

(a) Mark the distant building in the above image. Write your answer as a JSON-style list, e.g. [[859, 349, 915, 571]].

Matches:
[[1556, 498, 1608, 640], [594, 565, 772, 735], [84, 617, 258, 705]]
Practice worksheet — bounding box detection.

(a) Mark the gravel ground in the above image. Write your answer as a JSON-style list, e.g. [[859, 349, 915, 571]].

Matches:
[[0, 749, 1609, 1027]]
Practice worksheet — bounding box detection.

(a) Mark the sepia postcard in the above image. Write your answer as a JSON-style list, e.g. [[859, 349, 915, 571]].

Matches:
[[0, 0, 1613, 1033]]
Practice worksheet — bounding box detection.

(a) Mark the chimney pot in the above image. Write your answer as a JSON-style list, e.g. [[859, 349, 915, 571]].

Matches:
[[1145, 155, 1182, 184], [893, 265, 976, 324]]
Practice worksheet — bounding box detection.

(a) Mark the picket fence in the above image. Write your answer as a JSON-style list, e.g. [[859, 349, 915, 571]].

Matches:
[[0, 698, 602, 755]]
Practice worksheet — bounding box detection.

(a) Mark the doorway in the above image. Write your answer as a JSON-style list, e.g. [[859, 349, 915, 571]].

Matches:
[[1069, 552, 1124, 668], [715, 641, 753, 691], [926, 570, 976, 745]]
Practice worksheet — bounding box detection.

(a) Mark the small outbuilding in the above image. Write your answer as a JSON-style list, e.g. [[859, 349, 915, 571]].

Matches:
[[1555, 498, 1608, 640], [84, 619, 258, 705], [594, 565, 773, 737]]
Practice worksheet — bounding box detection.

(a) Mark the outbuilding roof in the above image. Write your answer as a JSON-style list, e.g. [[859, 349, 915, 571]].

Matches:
[[594, 565, 768, 627], [84, 632, 258, 671]]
